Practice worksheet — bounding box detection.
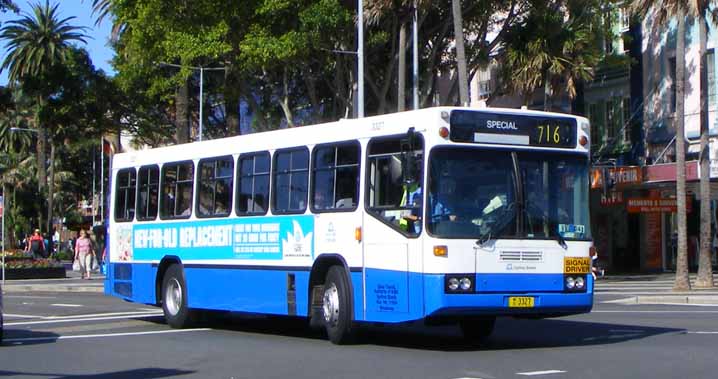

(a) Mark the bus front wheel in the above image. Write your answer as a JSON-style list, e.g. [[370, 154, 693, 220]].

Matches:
[[161, 264, 197, 328], [322, 266, 355, 344], [460, 317, 496, 341]]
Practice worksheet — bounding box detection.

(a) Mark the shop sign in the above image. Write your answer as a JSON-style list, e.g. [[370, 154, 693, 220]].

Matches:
[[600, 191, 623, 206], [590, 166, 642, 189], [644, 161, 699, 182], [626, 197, 692, 213]]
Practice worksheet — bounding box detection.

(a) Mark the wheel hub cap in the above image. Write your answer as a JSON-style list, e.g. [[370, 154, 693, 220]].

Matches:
[[165, 278, 182, 316], [322, 283, 339, 325]]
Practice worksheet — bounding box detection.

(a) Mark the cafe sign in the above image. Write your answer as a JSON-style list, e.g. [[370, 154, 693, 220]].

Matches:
[[591, 166, 642, 189], [626, 197, 692, 213]]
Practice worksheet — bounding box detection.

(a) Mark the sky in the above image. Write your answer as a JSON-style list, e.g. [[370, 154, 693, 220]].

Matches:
[[0, 0, 115, 85]]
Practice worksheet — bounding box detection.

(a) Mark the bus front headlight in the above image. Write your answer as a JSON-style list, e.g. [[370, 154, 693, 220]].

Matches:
[[448, 278, 459, 291], [565, 277, 576, 289], [459, 277, 472, 291]]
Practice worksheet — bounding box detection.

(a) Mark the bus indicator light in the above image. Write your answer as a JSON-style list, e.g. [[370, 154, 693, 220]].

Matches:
[[439, 127, 450, 139], [579, 135, 588, 146], [433, 245, 448, 257], [355, 227, 362, 242]]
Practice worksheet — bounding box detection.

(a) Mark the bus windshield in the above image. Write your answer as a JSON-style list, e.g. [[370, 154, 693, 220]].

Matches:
[[427, 147, 591, 241]]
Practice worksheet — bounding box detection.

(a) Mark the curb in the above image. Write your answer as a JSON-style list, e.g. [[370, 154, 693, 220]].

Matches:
[[2, 284, 104, 293], [606, 295, 718, 306]]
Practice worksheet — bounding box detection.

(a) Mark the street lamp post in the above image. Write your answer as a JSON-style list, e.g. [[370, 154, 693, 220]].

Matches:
[[158, 63, 225, 141]]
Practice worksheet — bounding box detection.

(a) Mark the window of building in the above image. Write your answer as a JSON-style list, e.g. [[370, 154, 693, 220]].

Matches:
[[588, 102, 601, 146], [160, 161, 194, 219], [366, 133, 424, 236], [114, 168, 136, 222], [237, 152, 270, 215], [273, 148, 309, 214], [311, 142, 360, 212], [197, 156, 233, 218], [622, 97, 632, 143], [136, 165, 159, 221]]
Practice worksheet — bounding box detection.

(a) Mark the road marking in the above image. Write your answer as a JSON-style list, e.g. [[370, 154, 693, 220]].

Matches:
[[44, 311, 163, 319], [4, 313, 44, 319], [3, 328, 211, 343], [4, 295, 58, 299], [593, 310, 718, 313], [687, 331, 718, 334], [51, 303, 84, 308], [5, 312, 163, 326], [516, 370, 566, 376]]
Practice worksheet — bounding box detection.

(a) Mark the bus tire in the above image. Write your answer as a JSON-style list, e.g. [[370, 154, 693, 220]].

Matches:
[[460, 317, 496, 341], [322, 266, 355, 344], [161, 264, 197, 329]]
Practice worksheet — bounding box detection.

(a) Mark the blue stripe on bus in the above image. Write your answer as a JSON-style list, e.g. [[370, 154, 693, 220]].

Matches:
[[107, 263, 592, 323]]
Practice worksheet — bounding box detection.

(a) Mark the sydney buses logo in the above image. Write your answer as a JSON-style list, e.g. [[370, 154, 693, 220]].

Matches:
[[281, 220, 313, 259]]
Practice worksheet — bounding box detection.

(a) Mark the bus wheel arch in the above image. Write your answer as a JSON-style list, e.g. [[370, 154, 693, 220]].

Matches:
[[160, 261, 198, 328], [308, 255, 355, 344], [155, 256, 181, 305]]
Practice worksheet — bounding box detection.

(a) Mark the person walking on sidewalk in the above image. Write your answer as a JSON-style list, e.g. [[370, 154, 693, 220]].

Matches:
[[74, 229, 95, 280]]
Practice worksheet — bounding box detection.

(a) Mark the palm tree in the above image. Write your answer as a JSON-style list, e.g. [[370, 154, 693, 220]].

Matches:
[[632, 0, 690, 291], [693, 0, 716, 288], [0, 0, 88, 237], [501, 3, 598, 110]]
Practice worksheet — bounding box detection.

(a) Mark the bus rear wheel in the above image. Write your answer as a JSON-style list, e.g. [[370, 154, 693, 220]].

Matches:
[[459, 316, 496, 341], [161, 264, 197, 328], [322, 266, 355, 344]]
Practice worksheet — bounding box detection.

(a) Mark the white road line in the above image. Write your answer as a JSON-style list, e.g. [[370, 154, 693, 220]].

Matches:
[[6, 312, 163, 326], [516, 370, 566, 376], [3, 313, 45, 319], [44, 311, 163, 319], [51, 303, 84, 308], [687, 331, 718, 334], [3, 328, 211, 343], [4, 295, 58, 299], [593, 310, 718, 313]]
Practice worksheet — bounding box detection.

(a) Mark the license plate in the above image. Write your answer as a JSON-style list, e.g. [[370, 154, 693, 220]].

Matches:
[[564, 257, 591, 274], [508, 296, 535, 308]]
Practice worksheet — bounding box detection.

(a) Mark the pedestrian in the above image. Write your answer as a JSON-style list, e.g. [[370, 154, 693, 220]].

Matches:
[[74, 229, 95, 280], [29, 229, 46, 259]]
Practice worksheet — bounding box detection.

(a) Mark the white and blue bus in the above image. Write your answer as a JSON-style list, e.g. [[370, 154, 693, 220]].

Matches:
[[106, 106, 593, 344]]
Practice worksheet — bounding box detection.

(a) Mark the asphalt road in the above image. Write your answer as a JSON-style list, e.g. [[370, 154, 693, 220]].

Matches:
[[1, 292, 717, 379]]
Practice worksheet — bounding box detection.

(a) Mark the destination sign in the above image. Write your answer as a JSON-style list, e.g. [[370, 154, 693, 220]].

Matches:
[[449, 110, 577, 148]]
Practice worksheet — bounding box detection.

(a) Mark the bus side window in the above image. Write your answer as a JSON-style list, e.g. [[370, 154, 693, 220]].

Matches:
[[366, 135, 424, 235], [114, 168, 137, 222], [311, 141, 360, 212], [160, 161, 194, 219], [237, 152, 270, 216], [273, 148, 309, 214], [137, 165, 159, 221], [197, 155, 234, 218]]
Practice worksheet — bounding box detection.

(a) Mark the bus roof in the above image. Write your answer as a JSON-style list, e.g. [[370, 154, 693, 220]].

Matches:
[[112, 106, 588, 169]]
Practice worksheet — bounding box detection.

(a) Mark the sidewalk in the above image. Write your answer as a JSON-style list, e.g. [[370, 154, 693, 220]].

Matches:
[[595, 273, 718, 305], [1, 262, 105, 293]]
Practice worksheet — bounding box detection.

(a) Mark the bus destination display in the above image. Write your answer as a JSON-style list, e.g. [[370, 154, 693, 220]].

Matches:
[[449, 110, 577, 148]]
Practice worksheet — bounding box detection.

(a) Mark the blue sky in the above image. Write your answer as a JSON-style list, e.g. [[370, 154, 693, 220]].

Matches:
[[0, 0, 115, 85]]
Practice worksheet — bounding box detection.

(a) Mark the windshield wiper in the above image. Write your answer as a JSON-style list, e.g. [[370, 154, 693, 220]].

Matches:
[[475, 202, 516, 247], [554, 232, 567, 249]]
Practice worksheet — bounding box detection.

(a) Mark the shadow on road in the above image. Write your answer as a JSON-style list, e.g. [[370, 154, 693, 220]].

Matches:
[[0, 368, 194, 378], [192, 312, 682, 351]]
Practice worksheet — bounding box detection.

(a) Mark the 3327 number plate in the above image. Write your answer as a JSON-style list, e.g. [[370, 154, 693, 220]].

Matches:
[[508, 296, 535, 308]]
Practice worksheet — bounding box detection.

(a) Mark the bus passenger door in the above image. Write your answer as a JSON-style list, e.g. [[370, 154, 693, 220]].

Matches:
[[362, 135, 424, 321]]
